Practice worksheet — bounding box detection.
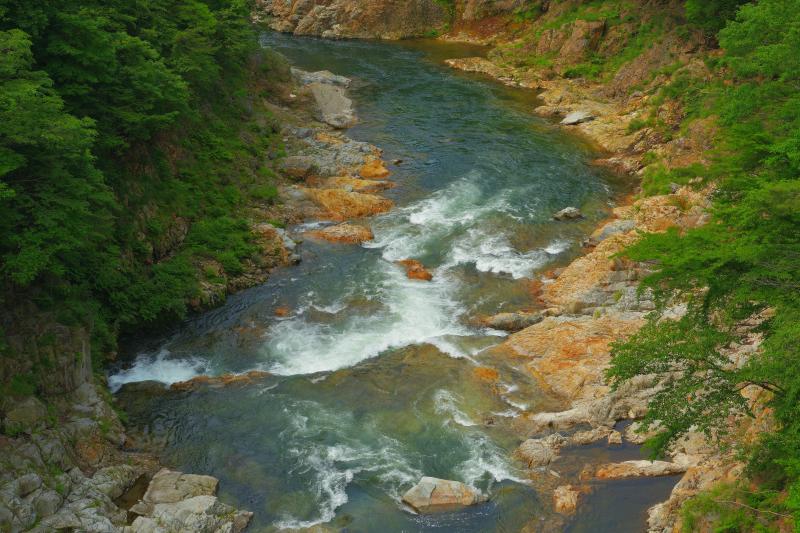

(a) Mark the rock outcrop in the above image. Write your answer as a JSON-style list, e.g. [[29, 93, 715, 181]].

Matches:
[[256, 0, 448, 39], [402, 477, 486, 513]]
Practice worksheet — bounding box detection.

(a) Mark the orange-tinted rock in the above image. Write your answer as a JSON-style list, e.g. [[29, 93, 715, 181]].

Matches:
[[358, 158, 390, 179], [307, 223, 374, 244], [324, 176, 394, 193], [402, 477, 487, 513], [303, 188, 393, 221], [553, 485, 583, 515], [497, 313, 645, 402], [398, 259, 433, 281], [473, 367, 500, 382], [274, 306, 291, 317]]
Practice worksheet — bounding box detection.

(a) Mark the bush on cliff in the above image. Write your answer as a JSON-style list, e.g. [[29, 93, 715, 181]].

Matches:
[[608, 0, 800, 526]]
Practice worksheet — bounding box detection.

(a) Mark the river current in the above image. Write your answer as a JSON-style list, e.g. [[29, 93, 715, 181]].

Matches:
[[111, 33, 676, 532]]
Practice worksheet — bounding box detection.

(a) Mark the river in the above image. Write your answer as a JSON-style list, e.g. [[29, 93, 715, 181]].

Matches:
[[111, 33, 676, 532]]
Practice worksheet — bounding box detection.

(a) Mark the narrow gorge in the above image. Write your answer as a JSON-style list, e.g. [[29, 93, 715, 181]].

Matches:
[[2, 1, 798, 532]]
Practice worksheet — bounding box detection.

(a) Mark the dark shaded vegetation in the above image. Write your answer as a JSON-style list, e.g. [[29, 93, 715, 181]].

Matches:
[[0, 0, 286, 362]]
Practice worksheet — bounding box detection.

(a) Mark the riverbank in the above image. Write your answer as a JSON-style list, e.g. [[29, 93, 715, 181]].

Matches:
[[438, 22, 761, 533]]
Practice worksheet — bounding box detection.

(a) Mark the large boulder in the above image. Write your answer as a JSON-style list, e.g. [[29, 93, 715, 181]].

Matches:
[[127, 469, 252, 533], [516, 433, 566, 468], [309, 82, 357, 129], [402, 477, 486, 513]]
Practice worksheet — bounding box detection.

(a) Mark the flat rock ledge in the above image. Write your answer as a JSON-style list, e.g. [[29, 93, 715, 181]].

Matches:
[[402, 477, 486, 513], [125, 468, 251, 533]]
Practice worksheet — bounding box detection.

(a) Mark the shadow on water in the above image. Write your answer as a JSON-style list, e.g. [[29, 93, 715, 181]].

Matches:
[[113, 32, 675, 532]]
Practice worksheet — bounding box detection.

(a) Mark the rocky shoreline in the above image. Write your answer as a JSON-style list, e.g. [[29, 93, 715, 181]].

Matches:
[[441, 40, 756, 533]]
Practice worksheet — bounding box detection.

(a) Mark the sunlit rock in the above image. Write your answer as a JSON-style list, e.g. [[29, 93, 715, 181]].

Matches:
[[402, 477, 487, 513]]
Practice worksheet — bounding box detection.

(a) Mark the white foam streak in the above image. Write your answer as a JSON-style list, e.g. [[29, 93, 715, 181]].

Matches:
[[265, 264, 469, 375], [108, 349, 206, 391]]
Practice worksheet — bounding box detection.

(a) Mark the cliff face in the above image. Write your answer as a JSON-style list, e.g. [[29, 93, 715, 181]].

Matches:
[[257, 0, 448, 39]]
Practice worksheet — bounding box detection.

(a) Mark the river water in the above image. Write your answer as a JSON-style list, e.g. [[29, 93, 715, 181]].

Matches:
[[111, 33, 676, 531]]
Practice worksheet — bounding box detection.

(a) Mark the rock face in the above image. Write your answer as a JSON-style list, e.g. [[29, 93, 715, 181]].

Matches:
[[398, 259, 433, 281], [402, 477, 486, 513], [126, 469, 252, 533], [257, 0, 448, 39], [308, 223, 374, 244]]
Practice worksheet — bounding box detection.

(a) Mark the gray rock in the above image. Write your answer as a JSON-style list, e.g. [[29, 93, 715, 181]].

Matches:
[[560, 110, 595, 125], [0, 504, 13, 532], [309, 82, 357, 129], [482, 311, 543, 332], [280, 155, 318, 180], [516, 434, 567, 468], [33, 489, 62, 518], [142, 469, 218, 505], [16, 473, 42, 497], [586, 219, 635, 246], [291, 67, 351, 88], [128, 469, 252, 533], [552, 207, 583, 221], [91, 465, 140, 499], [402, 477, 486, 513], [3, 397, 48, 434]]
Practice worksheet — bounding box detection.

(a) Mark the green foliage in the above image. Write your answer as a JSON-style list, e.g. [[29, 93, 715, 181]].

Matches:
[[684, 0, 749, 34], [608, 0, 800, 527], [682, 483, 787, 532], [0, 0, 284, 352]]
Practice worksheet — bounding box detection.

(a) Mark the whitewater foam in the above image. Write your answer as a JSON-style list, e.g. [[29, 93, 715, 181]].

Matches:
[[263, 263, 470, 375], [108, 348, 207, 392]]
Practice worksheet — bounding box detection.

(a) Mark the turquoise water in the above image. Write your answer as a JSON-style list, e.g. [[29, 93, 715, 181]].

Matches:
[[112, 33, 670, 531]]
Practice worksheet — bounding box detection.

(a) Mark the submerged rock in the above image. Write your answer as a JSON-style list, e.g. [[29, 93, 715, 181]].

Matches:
[[560, 110, 595, 125], [398, 259, 433, 281], [402, 477, 486, 513], [553, 485, 582, 515], [552, 206, 583, 221], [481, 311, 543, 332]]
